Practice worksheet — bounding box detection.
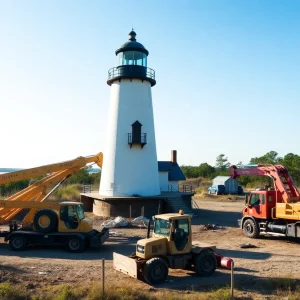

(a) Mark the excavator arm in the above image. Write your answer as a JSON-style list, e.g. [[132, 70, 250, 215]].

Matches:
[[230, 164, 300, 203]]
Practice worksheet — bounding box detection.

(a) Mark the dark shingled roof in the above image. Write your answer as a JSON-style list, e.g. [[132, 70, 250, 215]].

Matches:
[[158, 161, 186, 181]]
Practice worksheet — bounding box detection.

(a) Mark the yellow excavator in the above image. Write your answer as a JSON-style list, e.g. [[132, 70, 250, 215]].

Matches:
[[0, 153, 109, 252], [113, 211, 218, 285]]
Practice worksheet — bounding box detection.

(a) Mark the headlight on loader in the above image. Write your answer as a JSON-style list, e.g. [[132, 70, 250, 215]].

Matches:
[[137, 245, 144, 254]]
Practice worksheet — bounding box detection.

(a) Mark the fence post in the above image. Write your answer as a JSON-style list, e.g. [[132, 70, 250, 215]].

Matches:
[[129, 205, 132, 223], [102, 258, 105, 299], [231, 260, 234, 300], [141, 206, 144, 218]]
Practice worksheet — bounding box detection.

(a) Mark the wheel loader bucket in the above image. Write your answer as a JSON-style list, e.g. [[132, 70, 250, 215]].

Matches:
[[113, 252, 139, 279]]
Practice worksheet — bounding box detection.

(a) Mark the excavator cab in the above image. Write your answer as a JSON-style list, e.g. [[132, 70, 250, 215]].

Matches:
[[58, 202, 93, 233], [135, 213, 192, 260], [60, 204, 80, 229]]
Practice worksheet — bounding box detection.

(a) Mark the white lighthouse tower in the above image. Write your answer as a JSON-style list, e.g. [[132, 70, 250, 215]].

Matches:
[[99, 31, 160, 197]]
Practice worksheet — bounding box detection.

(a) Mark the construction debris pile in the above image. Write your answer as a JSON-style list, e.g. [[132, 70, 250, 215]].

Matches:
[[201, 224, 225, 231], [102, 216, 149, 228]]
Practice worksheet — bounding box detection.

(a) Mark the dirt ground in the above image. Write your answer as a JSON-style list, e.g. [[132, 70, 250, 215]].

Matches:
[[1, 197, 300, 299]]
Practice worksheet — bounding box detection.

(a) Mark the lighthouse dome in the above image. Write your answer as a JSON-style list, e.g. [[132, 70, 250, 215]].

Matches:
[[107, 30, 156, 87], [116, 30, 149, 56]]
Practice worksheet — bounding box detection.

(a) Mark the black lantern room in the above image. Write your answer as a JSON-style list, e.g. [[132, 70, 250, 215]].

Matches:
[[107, 31, 156, 86]]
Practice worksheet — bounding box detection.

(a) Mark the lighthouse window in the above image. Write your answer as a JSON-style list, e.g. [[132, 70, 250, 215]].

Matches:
[[118, 51, 147, 67]]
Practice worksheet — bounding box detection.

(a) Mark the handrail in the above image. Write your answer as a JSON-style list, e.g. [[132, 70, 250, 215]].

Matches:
[[108, 65, 155, 80]]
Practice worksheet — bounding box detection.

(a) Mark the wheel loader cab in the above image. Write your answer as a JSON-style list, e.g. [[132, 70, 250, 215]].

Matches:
[[136, 213, 192, 259], [58, 202, 93, 233]]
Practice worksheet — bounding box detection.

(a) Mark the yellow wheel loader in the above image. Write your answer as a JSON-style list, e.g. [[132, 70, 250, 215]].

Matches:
[[113, 211, 217, 285]]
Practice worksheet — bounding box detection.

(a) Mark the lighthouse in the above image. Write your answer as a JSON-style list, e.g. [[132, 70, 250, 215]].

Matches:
[[99, 31, 160, 197]]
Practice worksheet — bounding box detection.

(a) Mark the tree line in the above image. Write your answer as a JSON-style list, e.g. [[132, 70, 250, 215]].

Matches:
[[180, 151, 300, 187]]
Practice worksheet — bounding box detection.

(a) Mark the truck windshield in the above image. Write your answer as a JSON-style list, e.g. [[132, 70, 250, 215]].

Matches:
[[76, 205, 85, 220], [154, 218, 170, 236]]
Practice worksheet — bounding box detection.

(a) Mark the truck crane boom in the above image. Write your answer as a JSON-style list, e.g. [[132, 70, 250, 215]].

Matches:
[[0, 152, 103, 185]]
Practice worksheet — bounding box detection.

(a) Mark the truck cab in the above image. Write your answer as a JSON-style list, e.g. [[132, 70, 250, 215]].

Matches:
[[243, 189, 277, 220]]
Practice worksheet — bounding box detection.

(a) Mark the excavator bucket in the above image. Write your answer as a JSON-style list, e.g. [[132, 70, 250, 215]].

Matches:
[[113, 252, 139, 279]]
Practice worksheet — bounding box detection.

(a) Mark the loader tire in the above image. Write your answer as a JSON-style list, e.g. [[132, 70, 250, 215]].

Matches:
[[143, 257, 168, 285], [34, 209, 58, 233], [9, 235, 28, 251], [243, 219, 259, 238], [66, 236, 86, 253], [194, 251, 217, 276]]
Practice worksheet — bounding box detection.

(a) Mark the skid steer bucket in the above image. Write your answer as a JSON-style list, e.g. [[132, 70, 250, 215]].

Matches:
[[113, 252, 140, 279]]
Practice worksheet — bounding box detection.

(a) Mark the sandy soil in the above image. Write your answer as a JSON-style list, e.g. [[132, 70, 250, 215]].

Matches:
[[0, 198, 300, 299]]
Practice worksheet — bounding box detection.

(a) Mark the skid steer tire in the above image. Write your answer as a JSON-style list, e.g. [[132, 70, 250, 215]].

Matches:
[[66, 236, 86, 253], [33, 209, 58, 233], [143, 257, 168, 285], [243, 219, 259, 238], [9, 235, 28, 251], [194, 252, 217, 276]]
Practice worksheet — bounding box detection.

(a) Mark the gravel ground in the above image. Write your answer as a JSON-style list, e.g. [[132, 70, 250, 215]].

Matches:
[[0, 198, 299, 299]]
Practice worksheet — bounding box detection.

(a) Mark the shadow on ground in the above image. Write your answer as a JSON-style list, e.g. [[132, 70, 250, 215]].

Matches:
[[0, 236, 136, 260], [192, 208, 241, 227], [154, 271, 300, 296]]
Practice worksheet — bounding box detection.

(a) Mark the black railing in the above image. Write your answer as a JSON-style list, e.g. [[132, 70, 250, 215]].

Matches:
[[128, 133, 147, 148], [107, 65, 156, 86], [179, 185, 194, 193], [168, 185, 194, 192]]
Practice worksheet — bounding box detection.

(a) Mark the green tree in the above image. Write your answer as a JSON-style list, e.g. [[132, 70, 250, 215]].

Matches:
[[198, 163, 215, 178], [250, 151, 281, 164], [215, 154, 230, 172], [279, 153, 300, 185], [180, 165, 200, 178], [65, 167, 92, 185]]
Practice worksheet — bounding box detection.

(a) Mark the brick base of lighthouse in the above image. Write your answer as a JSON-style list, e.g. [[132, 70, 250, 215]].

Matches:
[[80, 192, 194, 218]]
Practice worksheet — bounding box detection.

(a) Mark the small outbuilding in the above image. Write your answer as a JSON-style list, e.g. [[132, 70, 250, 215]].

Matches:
[[212, 176, 238, 194], [158, 150, 186, 192]]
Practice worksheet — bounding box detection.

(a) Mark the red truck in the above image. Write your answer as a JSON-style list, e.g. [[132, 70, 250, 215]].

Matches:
[[230, 164, 300, 238]]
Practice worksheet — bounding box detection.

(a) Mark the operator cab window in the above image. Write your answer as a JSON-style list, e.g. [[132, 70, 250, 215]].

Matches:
[[173, 219, 189, 251], [250, 194, 260, 206], [174, 219, 189, 235], [154, 219, 170, 236], [60, 206, 79, 229]]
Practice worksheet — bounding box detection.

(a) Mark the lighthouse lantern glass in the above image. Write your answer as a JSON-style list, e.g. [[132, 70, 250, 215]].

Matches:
[[118, 51, 147, 67]]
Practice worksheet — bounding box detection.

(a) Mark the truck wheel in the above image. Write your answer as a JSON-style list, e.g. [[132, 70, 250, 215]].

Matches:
[[67, 236, 86, 253], [243, 219, 259, 238], [9, 235, 28, 251], [194, 252, 217, 276], [143, 257, 168, 285], [34, 209, 58, 233]]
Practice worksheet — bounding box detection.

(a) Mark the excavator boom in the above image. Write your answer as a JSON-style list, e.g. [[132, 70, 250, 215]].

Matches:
[[230, 164, 300, 203], [0, 152, 103, 185]]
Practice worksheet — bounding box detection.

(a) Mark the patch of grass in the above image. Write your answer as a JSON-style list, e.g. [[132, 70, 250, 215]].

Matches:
[[0, 282, 236, 300], [51, 184, 81, 201], [270, 277, 297, 291], [0, 282, 28, 300], [206, 287, 231, 300]]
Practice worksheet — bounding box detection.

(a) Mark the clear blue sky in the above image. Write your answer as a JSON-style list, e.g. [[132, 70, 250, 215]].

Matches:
[[1, 1, 299, 168]]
